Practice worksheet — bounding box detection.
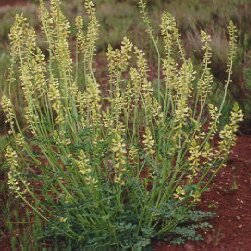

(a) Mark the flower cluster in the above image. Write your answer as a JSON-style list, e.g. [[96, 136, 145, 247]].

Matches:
[[5, 146, 28, 197], [1, 95, 15, 134], [218, 105, 243, 157], [75, 150, 97, 186], [111, 129, 127, 185], [142, 127, 155, 156], [107, 37, 133, 83]]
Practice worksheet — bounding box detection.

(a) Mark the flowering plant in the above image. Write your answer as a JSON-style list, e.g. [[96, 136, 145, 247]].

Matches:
[[2, 0, 243, 248]]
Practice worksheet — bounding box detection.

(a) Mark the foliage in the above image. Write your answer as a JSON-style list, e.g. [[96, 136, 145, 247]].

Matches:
[[1, 0, 243, 249]]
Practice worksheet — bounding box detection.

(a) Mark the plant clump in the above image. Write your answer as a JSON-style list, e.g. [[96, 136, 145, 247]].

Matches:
[[1, 0, 243, 249]]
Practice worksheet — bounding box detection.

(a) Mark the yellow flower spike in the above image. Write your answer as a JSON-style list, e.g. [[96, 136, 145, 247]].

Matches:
[[6, 146, 28, 196], [121, 37, 133, 68], [160, 12, 177, 55], [201, 31, 212, 66], [39, 1, 55, 49], [188, 139, 201, 178], [133, 46, 163, 123], [128, 145, 139, 164], [49, 0, 72, 80], [129, 67, 141, 104], [174, 186, 186, 200], [208, 104, 219, 135], [107, 37, 132, 81], [84, 0, 95, 15], [9, 14, 29, 59], [142, 127, 155, 156], [32, 48, 47, 97], [75, 16, 85, 54], [218, 105, 243, 157], [162, 57, 178, 90], [227, 21, 238, 68], [160, 11, 185, 61], [76, 76, 102, 128], [85, 76, 102, 126], [48, 75, 63, 124], [134, 46, 148, 78], [195, 31, 213, 105], [172, 61, 195, 134], [83, 0, 99, 69], [111, 129, 127, 184], [1, 95, 15, 133], [71, 150, 98, 186], [15, 134, 25, 148]]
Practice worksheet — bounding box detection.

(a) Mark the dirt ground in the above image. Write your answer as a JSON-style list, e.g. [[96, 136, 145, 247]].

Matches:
[[0, 0, 27, 7]]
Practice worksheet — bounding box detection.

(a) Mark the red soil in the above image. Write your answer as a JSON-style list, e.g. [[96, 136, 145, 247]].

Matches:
[[154, 135, 251, 251], [0, 0, 27, 7]]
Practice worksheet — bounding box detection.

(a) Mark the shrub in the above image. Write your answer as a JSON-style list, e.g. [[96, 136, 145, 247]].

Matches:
[[2, 0, 243, 249]]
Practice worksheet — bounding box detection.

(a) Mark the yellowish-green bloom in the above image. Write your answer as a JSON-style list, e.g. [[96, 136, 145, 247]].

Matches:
[[142, 127, 155, 156]]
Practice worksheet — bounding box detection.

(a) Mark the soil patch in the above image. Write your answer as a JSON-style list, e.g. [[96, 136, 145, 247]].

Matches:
[[0, 0, 27, 7]]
